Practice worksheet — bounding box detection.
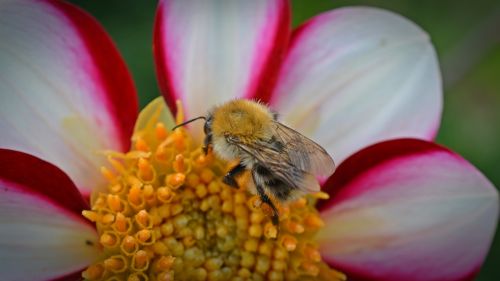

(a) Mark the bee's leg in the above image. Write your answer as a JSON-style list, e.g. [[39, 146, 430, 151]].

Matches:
[[251, 170, 280, 227], [202, 134, 212, 155], [223, 162, 245, 189]]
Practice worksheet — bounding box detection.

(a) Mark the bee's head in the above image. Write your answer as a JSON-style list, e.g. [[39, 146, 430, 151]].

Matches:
[[204, 115, 213, 135]]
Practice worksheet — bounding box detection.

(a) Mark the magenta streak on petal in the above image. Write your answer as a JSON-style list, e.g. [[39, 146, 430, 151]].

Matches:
[[49, 0, 139, 152], [317, 138, 440, 211], [50, 269, 87, 281], [317, 138, 497, 281], [0, 149, 91, 227], [247, 0, 291, 103], [154, 0, 178, 115], [333, 263, 478, 281], [269, 10, 337, 106]]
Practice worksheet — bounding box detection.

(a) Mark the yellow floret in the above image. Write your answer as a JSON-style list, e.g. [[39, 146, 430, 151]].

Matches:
[[82, 102, 345, 281]]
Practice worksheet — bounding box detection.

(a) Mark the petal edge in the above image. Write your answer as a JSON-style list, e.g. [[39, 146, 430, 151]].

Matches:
[[272, 7, 443, 163], [318, 139, 498, 281]]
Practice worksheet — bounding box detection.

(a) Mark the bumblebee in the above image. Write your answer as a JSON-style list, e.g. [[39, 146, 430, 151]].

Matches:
[[173, 99, 335, 225]]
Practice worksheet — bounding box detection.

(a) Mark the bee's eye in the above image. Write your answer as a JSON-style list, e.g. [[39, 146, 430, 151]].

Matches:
[[204, 118, 211, 134]]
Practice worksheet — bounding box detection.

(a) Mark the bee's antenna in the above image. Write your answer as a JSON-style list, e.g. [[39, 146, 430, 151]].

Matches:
[[171, 116, 206, 131]]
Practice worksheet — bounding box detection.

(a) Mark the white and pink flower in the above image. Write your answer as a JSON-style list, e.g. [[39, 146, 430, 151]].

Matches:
[[0, 0, 497, 280]]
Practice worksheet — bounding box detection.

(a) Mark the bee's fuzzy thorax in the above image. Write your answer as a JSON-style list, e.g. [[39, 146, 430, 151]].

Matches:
[[211, 99, 274, 141]]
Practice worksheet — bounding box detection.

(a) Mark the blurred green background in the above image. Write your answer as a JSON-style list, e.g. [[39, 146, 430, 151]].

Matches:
[[70, 0, 500, 280]]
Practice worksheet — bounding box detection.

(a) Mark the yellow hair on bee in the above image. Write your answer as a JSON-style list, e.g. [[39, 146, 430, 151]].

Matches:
[[211, 99, 274, 142]]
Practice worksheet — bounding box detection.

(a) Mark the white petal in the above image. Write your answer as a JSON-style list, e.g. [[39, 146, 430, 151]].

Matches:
[[154, 0, 290, 119], [318, 139, 499, 281], [0, 149, 99, 281], [0, 0, 138, 194], [0, 187, 98, 281], [272, 7, 442, 163]]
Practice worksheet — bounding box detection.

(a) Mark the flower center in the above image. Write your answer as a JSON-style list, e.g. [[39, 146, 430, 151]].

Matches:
[[81, 106, 345, 281]]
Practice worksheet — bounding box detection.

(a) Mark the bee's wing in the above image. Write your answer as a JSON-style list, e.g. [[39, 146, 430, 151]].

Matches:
[[273, 122, 335, 178], [225, 134, 318, 193], [225, 122, 334, 195]]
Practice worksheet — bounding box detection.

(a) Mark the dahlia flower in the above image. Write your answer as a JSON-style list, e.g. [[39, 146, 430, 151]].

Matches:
[[0, 0, 497, 281]]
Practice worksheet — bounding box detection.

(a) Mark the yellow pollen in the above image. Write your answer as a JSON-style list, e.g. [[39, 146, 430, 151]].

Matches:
[[82, 102, 345, 281]]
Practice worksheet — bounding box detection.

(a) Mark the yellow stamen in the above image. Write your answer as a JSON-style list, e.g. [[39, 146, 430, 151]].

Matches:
[[135, 136, 150, 152], [303, 245, 322, 262], [132, 250, 150, 271], [128, 185, 144, 210], [107, 156, 126, 174], [280, 235, 298, 252], [157, 186, 174, 203], [113, 212, 130, 234], [312, 191, 330, 200], [135, 210, 151, 229], [100, 232, 119, 248], [173, 154, 185, 173], [82, 264, 104, 280], [83, 101, 344, 280], [264, 222, 278, 239], [121, 235, 138, 256], [101, 167, 116, 182], [301, 260, 320, 276], [200, 168, 214, 183], [285, 219, 305, 234], [175, 100, 184, 125], [101, 213, 115, 225], [107, 194, 123, 212], [109, 183, 123, 194], [136, 229, 153, 244], [304, 213, 325, 229], [166, 173, 185, 190], [104, 255, 127, 273], [153, 256, 175, 272], [248, 223, 263, 238], [82, 210, 99, 222], [156, 122, 168, 141], [258, 241, 273, 256], [128, 272, 148, 281], [138, 158, 154, 182]]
